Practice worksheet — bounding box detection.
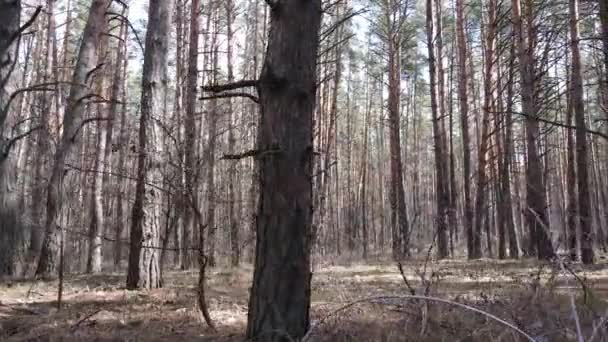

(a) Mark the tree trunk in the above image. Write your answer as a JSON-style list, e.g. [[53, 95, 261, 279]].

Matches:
[[456, 0, 473, 260], [600, 0, 608, 114], [569, 0, 593, 264], [386, 6, 409, 259], [36, 0, 110, 279], [473, 0, 497, 259], [181, 0, 201, 271], [503, 42, 519, 258], [511, 0, 553, 259], [126, 0, 174, 289], [86, 16, 109, 274], [113, 17, 129, 267], [0, 0, 24, 277], [245, 0, 321, 340], [426, 0, 449, 259], [205, 34, 219, 269], [226, 0, 240, 267], [30, 0, 58, 261]]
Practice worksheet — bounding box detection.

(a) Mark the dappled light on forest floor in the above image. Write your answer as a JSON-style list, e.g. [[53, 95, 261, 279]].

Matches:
[[2, 259, 608, 341]]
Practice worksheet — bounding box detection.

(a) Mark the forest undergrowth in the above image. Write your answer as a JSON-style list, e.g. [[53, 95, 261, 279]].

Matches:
[[1, 258, 608, 341]]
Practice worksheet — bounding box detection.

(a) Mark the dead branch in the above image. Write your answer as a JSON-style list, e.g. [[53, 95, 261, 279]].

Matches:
[[69, 310, 102, 333], [221, 148, 282, 160], [2, 125, 43, 156], [202, 79, 258, 93], [200, 92, 259, 103], [7, 6, 43, 48]]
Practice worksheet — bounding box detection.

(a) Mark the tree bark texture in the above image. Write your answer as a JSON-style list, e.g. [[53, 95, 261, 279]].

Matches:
[[245, 0, 322, 340], [126, 0, 174, 289]]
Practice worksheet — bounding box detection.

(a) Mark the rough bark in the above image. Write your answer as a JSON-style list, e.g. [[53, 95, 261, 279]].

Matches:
[[600, 0, 608, 114], [205, 20, 220, 268], [0, 0, 24, 277], [456, 0, 473, 260], [86, 16, 109, 274], [569, 0, 594, 264], [511, 0, 553, 259], [36, 0, 110, 279], [245, 0, 322, 340], [226, 0, 240, 267], [29, 0, 57, 259], [504, 42, 519, 259], [126, 0, 174, 289], [113, 17, 129, 267], [181, 0, 200, 271], [426, 0, 449, 259], [386, 2, 409, 260], [473, 0, 497, 260]]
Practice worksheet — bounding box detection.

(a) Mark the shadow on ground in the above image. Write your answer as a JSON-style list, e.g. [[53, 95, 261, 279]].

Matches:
[[1, 259, 608, 341]]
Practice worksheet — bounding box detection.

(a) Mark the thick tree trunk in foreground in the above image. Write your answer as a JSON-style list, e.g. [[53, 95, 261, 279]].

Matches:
[[126, 0, 173, 289], [600, 0, 608, 111], [36, 0, 110, 279], [245, 0, 322, 340], [569, 0, 594, 264], [0, 0, 24, 277]]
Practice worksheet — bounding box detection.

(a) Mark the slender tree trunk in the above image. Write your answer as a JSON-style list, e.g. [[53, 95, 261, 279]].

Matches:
[[30, 0, 57, 260], [456, 0, 473, 259], [226, 0, 240, 267], [503, 42, 519, 258], [569, 0, 594, 264], [386, 8, 409, 259], [126, 0, 174, 289], [246, 1, 322, 340], [86, 16, 109, 274], [473, 0, 497, 259], [426, 0, 449, 258], [600, 0, 608, 113], [114, 36, 129, 267], [36, 0, 111, 279], [182, 0, 201, 270], [565, 53, 577, 261], [512, 0, 553, 259], [205, 27, 219, 269]]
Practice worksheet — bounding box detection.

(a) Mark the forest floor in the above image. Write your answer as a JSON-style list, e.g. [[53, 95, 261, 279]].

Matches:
[[2, 257, 608, 341]]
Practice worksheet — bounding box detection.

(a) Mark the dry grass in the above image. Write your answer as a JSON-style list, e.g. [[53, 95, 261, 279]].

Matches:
[[1, 258, 608, 341]]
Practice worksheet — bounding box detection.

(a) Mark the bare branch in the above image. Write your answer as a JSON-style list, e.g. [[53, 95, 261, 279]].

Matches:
[[499, 110, 608, 141], [221, 148, 282, 160], [7, 6, 43, 48], [3, 125, 43, 156], [202, 79, 258, 93], [200, 92, 259, 103]]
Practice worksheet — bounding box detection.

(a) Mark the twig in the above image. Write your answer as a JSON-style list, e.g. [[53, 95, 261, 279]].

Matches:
[[588, 308, 608, 342], [2, 125, 43, 156], [70, 309, 102, 332], [302, 295, 537, 342], [558, 259, 584, 342], [397, 263, 416, 295]]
